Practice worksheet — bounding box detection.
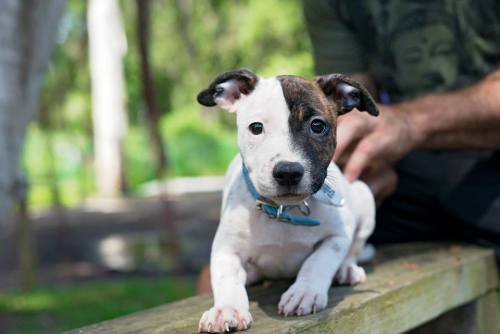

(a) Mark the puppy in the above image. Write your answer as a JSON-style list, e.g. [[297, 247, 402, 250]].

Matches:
[[196, 69, 378, 333]]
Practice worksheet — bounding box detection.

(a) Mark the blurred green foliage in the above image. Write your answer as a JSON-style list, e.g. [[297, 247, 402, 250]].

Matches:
[[0, 277, 196, 334], [24, 0, 314, 208]]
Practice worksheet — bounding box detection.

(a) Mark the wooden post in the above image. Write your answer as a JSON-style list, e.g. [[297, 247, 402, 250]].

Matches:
[[474, 290, 498, 334]]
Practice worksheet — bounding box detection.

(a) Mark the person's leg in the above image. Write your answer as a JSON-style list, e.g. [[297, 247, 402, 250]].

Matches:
[[439, 152, 500, 260], [370, 150, 500, 260]]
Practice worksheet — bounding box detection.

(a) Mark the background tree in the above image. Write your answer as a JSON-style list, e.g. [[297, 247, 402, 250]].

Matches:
[[87, 0, 128, 196], [0, 0, 66, 292], [136, 0, 168, 178], [0, 0, 66, 225]]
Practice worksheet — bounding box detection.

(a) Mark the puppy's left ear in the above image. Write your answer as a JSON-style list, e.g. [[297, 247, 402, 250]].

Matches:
[[197, 68, 259, 112], [315, 74, 379, 116]]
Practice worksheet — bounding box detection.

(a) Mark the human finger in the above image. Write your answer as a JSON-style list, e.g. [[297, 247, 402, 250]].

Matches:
[[334, 118, 369, 162], [343, 137, 378, 182]]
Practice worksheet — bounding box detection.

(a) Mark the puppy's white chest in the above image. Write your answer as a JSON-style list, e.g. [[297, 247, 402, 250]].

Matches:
[[249, 241, 313, 278], [245, 210, 337, 278]]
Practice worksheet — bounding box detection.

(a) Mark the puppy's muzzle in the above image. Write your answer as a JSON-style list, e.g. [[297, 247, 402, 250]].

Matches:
[[273, 161, 304, 187]]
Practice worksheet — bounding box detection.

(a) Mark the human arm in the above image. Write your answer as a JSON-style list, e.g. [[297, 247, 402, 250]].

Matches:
[[336, 69, 500, 182]]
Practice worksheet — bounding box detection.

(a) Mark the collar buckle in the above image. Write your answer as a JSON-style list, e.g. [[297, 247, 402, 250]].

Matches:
[[276, 205, 284, 221], [298, 200, 311, 216]]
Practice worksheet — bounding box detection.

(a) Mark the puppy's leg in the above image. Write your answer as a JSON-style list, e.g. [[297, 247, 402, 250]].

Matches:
[[336, 181, 375, 285], [199, 252, 252, 333], [278, 235, 350, 316], [335, 222, 373, 285]]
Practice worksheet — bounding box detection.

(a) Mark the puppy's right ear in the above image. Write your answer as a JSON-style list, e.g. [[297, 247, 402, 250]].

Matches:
[[197, 68, 259, 112], [315, 74, 379, 116]]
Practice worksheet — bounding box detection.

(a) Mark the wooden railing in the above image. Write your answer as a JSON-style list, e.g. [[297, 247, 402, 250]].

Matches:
[[70, 243, 498, 334]]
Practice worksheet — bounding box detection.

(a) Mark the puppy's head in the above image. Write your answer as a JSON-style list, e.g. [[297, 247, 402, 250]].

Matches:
[[197, 69, 378, 204]]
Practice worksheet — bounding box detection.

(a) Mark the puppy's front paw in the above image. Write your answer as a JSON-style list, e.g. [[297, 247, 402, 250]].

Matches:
[[336, 262, 366, 285], [278, 283, 328, 316], [198, 306, 252, 333]]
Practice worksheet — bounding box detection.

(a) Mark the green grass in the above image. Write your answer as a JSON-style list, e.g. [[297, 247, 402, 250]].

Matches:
[[0, 276, 196, 334]]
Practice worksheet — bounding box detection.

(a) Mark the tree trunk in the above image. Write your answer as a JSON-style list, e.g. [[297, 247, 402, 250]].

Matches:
[[0, 0, 66, 227], [15, 179, 36, 291], [87, 0, 128, 196], [173, 0, 198, 65], [136, 0, 168, 178]]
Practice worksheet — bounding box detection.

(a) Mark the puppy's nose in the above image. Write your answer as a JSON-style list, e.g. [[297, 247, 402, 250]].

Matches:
[[273, 161, 304, 186]]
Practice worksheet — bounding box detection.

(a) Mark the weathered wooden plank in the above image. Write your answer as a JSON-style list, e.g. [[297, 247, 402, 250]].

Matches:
[[69, 243, 498, 334], [408, 290, 498, 334]]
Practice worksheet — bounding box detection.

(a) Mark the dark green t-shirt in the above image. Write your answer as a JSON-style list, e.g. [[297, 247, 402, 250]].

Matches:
[[304, 0, 500, 102]]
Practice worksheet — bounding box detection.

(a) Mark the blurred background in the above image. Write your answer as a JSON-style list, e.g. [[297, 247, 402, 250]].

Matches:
[[0, 0, 314, 333]]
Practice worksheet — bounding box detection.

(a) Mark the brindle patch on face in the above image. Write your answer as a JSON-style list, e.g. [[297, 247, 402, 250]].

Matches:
[[277, 75, 338, 193]]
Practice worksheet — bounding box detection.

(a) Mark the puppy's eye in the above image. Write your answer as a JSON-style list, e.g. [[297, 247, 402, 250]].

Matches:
[[310, 119, 328, 135], [249, 122, 264, 135]]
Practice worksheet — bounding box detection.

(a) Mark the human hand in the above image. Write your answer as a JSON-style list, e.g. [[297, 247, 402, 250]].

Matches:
[[334, 104, 420, 181]]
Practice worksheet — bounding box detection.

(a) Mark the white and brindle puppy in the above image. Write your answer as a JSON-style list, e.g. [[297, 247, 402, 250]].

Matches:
[[196, 69, 379, 333]]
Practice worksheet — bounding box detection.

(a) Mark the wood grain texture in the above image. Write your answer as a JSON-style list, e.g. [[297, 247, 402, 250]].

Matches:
[[69, 243, 498, 334]]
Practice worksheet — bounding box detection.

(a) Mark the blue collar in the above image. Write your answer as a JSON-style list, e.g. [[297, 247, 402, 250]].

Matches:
[[242, 164, 321, 227]]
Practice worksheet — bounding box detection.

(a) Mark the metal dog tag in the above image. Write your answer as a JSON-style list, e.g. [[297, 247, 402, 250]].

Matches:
[[314, 179, 345, 207], [314, 163, 345, 207]]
